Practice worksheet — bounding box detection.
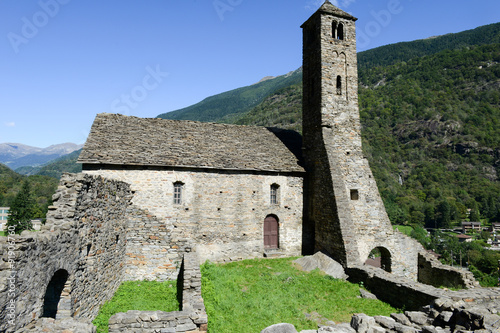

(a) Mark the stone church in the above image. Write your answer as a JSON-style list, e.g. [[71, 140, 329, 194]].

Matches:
[[75, 1, 452, 280], [0, 2, 478, 332]]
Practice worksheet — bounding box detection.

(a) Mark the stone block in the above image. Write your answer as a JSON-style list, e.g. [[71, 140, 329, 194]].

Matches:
[[261, 323, 298, 333], [350, 314, 376, 333], [405, 311, 430, 325]]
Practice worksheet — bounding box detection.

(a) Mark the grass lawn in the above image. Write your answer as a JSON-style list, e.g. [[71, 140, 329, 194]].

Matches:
[[0, 231, 6, 236], [393, 225, 413, 236], [201, 257, 398, 333], [93, 280, 179, 333]]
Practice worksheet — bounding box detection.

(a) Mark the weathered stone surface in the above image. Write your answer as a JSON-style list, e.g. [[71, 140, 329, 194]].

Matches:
[[350, 314, 377, 333], [391, 313, 413, 327], [0, 173, 132, 333], [359, 289, 377, 300], [261, 323, 298, 333], [293, 252, 347, 279], [405, 311, 431, 326], [84, 167, 304, 273]]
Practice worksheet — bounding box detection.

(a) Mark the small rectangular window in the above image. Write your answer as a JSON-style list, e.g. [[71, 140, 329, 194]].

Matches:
[[173, 182, 184, 205], [270, 184, 280, 205], [350, 189, 359, 201]]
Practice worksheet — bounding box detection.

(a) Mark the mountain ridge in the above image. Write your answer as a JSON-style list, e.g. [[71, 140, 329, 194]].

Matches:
[[0, 142, 83, 170]]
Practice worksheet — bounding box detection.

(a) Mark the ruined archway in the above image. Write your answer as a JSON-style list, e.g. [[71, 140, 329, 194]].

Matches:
[[364, 247, 392, 273], [42, 269, 72, 319]]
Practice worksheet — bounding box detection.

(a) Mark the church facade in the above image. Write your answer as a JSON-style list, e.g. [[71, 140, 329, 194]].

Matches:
[[78, 1, 421, 280], [78, 115, 306, 279]]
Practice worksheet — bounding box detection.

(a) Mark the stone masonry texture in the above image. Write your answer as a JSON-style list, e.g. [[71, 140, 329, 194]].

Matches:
[[0, 173, 134, 332], [301, 0, 436, 280]]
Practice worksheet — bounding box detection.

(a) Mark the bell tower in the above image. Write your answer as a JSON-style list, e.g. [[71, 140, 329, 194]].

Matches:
[[301, 1, 418, 276]]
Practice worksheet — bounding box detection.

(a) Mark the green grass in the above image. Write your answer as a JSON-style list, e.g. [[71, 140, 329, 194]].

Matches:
[[393, 225, 413, 236], [93, 280, 179, 333], [0, 231, 6, 236], [201, 257, 398, 333]]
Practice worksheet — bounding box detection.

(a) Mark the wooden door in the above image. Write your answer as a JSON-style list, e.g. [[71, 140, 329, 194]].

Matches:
[[264, 216, 279, 249]]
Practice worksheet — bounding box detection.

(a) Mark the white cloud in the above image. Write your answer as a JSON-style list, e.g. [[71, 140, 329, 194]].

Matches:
[[4, 122, 15, 127]]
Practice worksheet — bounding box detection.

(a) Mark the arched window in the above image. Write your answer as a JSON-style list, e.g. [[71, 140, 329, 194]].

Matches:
[[270, 184, 280, 205], [173, 181, 184, 205], [336, 76, 342, 95], [332, 21, 338, 39], [337, 23, 344, 40]]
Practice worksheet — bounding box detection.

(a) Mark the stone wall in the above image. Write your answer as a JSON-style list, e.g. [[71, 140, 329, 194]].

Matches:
[[108, 252, 208, 333], [83, 167, 304, 269], [347, 265, 495, 311], [0, 173, 133, 332], [418, 251, 479, 289]]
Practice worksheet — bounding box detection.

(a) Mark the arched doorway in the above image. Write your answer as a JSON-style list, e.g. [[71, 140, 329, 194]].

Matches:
[[42, 269, 71, 319], [264, 214, 279, 249], [364, 247, 392, 273]]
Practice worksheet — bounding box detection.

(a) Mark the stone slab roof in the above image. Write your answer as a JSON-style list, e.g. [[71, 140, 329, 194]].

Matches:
[[301, 0, 357, 28], [78, 113, 305, 173]]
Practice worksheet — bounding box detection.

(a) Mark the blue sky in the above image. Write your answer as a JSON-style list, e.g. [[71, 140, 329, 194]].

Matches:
[[1, 0, 499, 148]]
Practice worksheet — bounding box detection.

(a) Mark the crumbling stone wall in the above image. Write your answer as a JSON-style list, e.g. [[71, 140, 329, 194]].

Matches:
[[83, 167, 304, 266], [0, 173, 133, 332], [418, 251, 479, 289], [108, 252, 208, 333], [347, 265, 489, 311]]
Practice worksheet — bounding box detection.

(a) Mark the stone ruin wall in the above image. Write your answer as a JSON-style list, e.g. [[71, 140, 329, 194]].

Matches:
[[83, 167, 304, 268], [108, 252, 208, 333], [0, 173, 134, 332]]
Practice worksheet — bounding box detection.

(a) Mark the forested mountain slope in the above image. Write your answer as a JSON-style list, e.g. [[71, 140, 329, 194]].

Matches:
[[157, 69, 302, 122]]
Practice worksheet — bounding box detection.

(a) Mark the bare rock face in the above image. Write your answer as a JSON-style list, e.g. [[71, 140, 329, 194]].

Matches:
[[293, 252, 348, 280]]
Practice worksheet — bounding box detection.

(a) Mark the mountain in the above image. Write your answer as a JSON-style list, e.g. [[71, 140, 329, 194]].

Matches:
[[15, 149, 83, 178], [156, 22, 500, 227], [0, 143, 83, 170], [157, 68, 302, 122]]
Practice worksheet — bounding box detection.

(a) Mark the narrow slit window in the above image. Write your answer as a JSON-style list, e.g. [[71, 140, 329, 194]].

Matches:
[[336, 76, 342, 95], [270, 184, 280, 205], [173, 182, 184, 205], [337, 23, 344, 40], [332, 21, 338, 39]]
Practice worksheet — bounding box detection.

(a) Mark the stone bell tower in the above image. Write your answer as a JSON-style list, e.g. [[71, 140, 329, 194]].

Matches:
[[301, 1, 420, 278]]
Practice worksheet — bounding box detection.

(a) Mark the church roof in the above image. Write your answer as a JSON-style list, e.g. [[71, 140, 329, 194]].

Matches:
[[318, 1, 357, 20], [302, 0, 357, 27], [78, 113, 305, 173]]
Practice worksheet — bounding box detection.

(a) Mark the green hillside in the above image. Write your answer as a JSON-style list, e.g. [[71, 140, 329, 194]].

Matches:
[[36, 149, 82, 179], [157, 69, 302, 122], [357, 23, 500, 70], [0, 163, 58, 215]]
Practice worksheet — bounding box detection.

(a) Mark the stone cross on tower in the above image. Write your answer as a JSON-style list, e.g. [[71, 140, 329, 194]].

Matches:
[[301, 1, 421, 278]]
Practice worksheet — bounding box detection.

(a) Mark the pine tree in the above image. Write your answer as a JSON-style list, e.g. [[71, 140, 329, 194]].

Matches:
[[6, 180, 36, 234]]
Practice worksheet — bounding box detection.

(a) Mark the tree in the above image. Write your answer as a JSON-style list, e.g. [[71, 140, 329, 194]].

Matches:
[[6, 180, 36, 234]]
